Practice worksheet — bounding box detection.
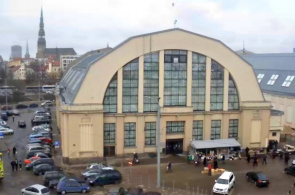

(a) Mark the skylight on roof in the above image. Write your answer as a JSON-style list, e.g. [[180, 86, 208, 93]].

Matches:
[[257, 74, 264, 83], [282, 75, 295, 87], [267, 74, 279, 85]]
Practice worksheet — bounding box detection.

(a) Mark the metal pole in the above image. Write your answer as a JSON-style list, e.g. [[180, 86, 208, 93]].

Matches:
[[157, 97, 161, 187], [4, 63, 7, 107]]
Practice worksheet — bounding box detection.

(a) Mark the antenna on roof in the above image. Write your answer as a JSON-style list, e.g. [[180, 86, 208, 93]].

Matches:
[[172, 2, 177, 28], [107, 43, 109, 48], [243, 40, 245, 53]]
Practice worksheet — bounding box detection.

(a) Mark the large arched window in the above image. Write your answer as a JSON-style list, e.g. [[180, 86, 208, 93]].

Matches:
[[164, 50, 187, 106], [123, 59, 139, 112], [103, 73, 117, 113], [192, 53, 206, 111], [210, 60, 224, 111], [144, 52, 159, 112], [228, 75, 239, 110]]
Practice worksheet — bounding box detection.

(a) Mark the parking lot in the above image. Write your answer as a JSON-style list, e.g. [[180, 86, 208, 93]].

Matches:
[[0, 106, 62, 195], [0, 107, 295, 195]]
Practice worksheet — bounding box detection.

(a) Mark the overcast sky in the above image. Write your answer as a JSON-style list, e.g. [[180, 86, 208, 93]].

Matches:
[[1, 0, 295, 61]]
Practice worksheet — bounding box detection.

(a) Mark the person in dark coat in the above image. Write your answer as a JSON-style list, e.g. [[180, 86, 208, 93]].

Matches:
[[222, 154, 225, 164], [279, 152, 283, 160], [12, 146, 17, 156], [253, 156, 258, 166], [245, 147, 249, 155], [213, 157, 218, 169], [247, 154, 251, 163], [15, 159, 18, 171], [167, 162, 172, 173], [203, 156, 207, 167], [262, 154, 267, 165], [285, 153, 290, 165], [10, 161, 15, 172]]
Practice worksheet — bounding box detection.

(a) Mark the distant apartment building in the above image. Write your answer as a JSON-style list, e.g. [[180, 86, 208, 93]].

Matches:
[[60, 55, 79, 72], [11, 45, 22, 59]]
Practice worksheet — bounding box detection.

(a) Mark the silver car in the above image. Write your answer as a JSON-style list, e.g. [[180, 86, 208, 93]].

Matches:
[[0, 127, 14, 135], [21, 184, 50, 195]]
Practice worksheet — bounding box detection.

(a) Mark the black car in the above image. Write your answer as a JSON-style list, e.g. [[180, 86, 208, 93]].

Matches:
[[33, 164, 59, 175], [126, 188, 144, 195], [6, 110, 13, 116], [43, 171, 65, 186], [284, 166, 295, 176], [16, 104, 28, 109], [26, 158, 54, 170], [29, 103, 39, 108], [18, 120, 26, 128], [246, 172, 269, 187], [31, 116, 51, 126], [89, 170, 122, 186]]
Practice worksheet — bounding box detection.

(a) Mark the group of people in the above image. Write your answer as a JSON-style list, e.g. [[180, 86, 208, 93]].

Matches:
[[245, 146, 290, 167], [203, 154, 226, 176], [8, 146, 22, 172]]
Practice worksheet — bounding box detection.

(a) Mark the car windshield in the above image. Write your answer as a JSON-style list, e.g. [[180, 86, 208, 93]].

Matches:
[[217, 179, 228, 184], [41, 188, 50, 194], [257, 173, 267, 180]]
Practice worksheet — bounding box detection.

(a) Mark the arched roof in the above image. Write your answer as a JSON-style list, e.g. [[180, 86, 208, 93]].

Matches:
[[60, 28, 264, 104]]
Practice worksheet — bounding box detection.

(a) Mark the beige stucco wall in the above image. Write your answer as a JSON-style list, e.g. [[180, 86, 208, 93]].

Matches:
[[264, 93, 295, 129], [74, 29, 264, 104]]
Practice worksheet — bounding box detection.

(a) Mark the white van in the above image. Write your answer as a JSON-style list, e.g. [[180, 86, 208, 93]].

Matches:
[[212, 171, 235, 194]]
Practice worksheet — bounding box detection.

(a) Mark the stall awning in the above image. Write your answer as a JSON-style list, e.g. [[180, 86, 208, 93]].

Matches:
[[190, 138, 241, 150]]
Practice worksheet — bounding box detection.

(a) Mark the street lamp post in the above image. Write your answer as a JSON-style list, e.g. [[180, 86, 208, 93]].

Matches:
[[145, 96, 161, 187], [156, 97, 161, 187]]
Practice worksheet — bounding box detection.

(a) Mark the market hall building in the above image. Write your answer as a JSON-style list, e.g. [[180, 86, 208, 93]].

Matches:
[[56, 29, 271, 163]]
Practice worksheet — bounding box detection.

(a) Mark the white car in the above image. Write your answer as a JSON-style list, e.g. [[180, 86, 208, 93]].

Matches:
[[86, 163, 114, 170], [41, 101, 53, 107], [213, 171, 235, 194], [32, 126, 50, 132], [0, 120, 7, 125], [0, 127, 14, 135], [21, 184, 50, 195], [292, 159, 295, 166]]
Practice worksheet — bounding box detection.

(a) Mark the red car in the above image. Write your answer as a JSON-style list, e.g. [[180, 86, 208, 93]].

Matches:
[[24, 156, 40, 165], [38, 137, 52, 144], [1, 105, 13, 110]]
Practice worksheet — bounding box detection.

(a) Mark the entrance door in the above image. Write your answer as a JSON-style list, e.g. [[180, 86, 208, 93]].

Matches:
[[166, 139, 183, 154], [104, 146, 115, 157]]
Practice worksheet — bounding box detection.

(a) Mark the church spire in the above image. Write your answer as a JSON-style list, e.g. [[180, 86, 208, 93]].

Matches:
[[25, 41, 30, 59], [36, 7, 46, 59]]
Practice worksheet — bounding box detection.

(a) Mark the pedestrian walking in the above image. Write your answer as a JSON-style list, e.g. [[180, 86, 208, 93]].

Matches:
[[12, 146, 17, 156], [203, 156, 207, 167], [247, 154, 250, 163], [10, 160, 15, 172], [253, 156, 258, 166], [12, 116, 14, 122], [279, 152, 283, 160], [213, 157, 218, 169], [285, 153, 290, 165], [7, 147, 10, 157], [166, 162, 172, 173], [18, 159, 22, 170], [262, 154, 267, 165], [208, 163, 212, 176], [222, 154, 225, 164], [15, 159, 18, 171], [245, 147, 249, 155]]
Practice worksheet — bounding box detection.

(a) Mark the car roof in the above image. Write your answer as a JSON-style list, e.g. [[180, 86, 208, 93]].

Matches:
[[30, 184, 47, 190], [219, 171, 233, 179]]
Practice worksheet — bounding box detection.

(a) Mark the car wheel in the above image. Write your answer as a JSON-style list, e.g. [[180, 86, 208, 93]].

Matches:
[[82, 189, 86, 193], [61, 190, 66, 194]]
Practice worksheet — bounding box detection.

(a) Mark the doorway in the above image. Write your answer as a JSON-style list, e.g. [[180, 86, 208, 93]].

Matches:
[[166, 139, 183, 154], [104, 146, 115, 157]]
